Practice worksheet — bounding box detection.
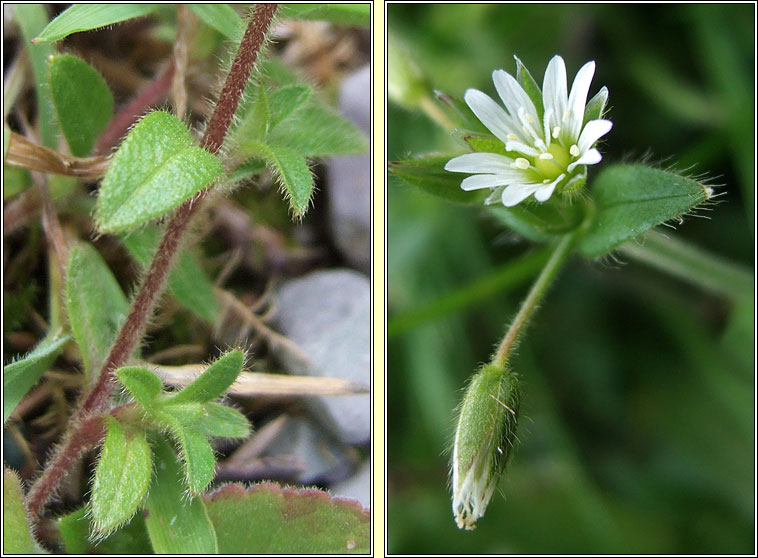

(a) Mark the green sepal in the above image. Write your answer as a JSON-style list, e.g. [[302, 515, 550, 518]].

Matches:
[[167, 350, 245, 404], [90, 417, 152, 537], [584, 86, 609, 124], [489, 201, 584, 242], [389, 154, 487, 205], [433, 91, 489, 133], [514, 55, 544, 123], [579, 164, 713, 257], [48, 54, 113, 157], [451, 130, 508, 156]]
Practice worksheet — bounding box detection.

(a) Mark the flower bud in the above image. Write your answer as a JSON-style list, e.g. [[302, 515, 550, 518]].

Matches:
[[451, 363, 520, 530]]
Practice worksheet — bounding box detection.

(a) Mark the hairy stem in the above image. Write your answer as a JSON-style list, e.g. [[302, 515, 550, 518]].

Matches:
[[24, 4, 278, 520], [492, 232, 578, 369]]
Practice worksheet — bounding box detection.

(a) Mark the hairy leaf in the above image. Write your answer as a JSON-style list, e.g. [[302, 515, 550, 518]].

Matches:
[[3, 333, 69, 423], [282, 4, 370, 27], [96, 111, 224, 233], [48, 54, 113, 157], [170, 423, 216, 494], [268, 84, 312, 130], [579, 164, 713, 257], [266, 103, 368, 157], [33, 4, 160, 43], [204, 483, 370, 554], [59, 507, 152, 554], [66, 243, 129, 378], [243, 140, 314, 216], [158, 401, 250, 439], [116, 366, 164, 408], [90, 417, 152, 536], [121, 226, 218, 322], [168, 350, 245, 404], [489, 202, 584, 242], [144, 435, 218, 554], [188, 4, 243, 41], [3, 469, 44, 554], [389, 154, 486, 205]]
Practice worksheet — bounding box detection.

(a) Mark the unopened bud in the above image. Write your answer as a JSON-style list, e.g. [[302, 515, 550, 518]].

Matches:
[[451, 363, 520, 530]]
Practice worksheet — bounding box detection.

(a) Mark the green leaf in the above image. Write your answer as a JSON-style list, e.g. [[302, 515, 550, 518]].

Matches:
[[514, 55, 544, 123], [167, 421, 216, 494], [90, 417, 152, 536], [121, 226, 218, 322], [188, 4, 243, 41], [48, 54, 113, 157], [243, 140, 314, 216], [3, 333, 69, 423], [3, 469, 44, 554], [14, 4, 58, 149], [579, 164, 713, 257], [116, 366, 164, 408], [389, 154, 486, 205], [65, 243, 129, 378], [489, 202, 584, 242], [229, 80, 269, 147], [158, 401, 250, 439], [228, 158, 267, 182], [168, 350, 245, 404], [266, 103, 368, 157], [3, 165, 32, 199], [95, 111, 224, 234], [59, 507, 152, 555], [144, 435, 217, 553], [204, 483, 370, 553], [33, 4, 160, 43], [282, 3, 370, 27], [268, 84, 312, 131]]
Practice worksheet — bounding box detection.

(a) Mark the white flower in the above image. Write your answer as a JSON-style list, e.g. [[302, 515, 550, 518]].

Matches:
[[445, 55, 612, 207]]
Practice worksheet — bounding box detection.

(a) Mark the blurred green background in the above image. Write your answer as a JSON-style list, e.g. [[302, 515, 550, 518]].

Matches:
[[387, 4, 754, 554]]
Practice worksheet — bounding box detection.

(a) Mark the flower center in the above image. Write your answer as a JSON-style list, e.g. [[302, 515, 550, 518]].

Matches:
[[534, 143, 571, 181]]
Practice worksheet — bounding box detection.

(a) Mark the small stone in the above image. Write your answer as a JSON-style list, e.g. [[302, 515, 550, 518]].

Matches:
[[276, 269, 370, 445]]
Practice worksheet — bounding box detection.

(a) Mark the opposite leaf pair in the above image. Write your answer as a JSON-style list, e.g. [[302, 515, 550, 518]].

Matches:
[[90, 350, 250, 536]]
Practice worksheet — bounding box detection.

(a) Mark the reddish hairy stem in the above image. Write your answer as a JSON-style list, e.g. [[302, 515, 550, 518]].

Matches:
[[24, 4, 278, 520]]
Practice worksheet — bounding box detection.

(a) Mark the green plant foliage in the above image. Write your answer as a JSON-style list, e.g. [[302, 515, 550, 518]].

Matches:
[[14, 4, 57, 149], [488, 202, 584, 242], [204, 483, 371, 554], [33, 4, 160, 43], [514, 56, 544, 123], [169, 423, 216, 494], [121, 226, 218, 322], [144, 435, 218, 554], [579, 164, 712, 257], [3, 165, 32, 199], [95, 111, 224, 234], [188, 4, 243, 42], [3, 333, 69, 423], [452, 131, 509, 156], [268, 84, 312, 130], [116, 366, 164, 409], [244, 140, 314, 216], [389, 154, 486, 204], [90, 417, 152, 536], [65, 243, 129, 378], [158, 402, 250, 439], [265, 103, 369, 157], [3, 469, 44, 554], [59, 508, 152, 554], [167, 350, 245, 404], [48, 54, 113, 157], [282, 3, 370, 27]]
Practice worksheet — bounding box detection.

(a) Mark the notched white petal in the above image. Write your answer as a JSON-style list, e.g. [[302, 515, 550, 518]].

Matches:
[[461, 174, 517, 191], [444, 152, 516, 174], [567, 148, 602, 172], [464, 89, 515, 145], [577, 119, 613, 151]]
